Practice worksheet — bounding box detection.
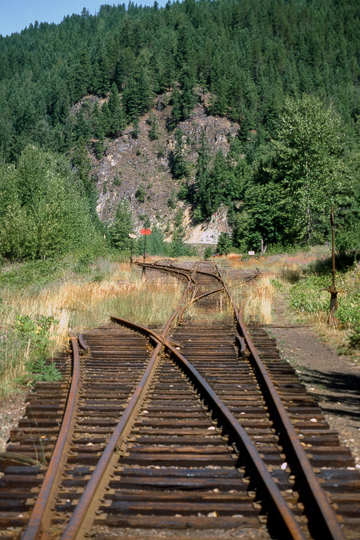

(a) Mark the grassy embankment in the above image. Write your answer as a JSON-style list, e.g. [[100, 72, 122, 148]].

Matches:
[[222, 248, 360, 358], [0, 255, 183, 398]]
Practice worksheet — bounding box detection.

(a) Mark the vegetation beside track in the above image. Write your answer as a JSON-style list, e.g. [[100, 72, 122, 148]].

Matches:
[[0, 255, 183, 398], [221, 248, 360, 359]]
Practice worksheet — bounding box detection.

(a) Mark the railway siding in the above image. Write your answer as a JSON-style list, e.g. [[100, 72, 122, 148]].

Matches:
[[0, 260, 359, 540]]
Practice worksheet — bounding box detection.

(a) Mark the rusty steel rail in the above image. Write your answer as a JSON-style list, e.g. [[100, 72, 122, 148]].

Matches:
[[18, 260, 347, 540], [130, 260, 346, 540], [177, 285, 225, 322], [214, 262, 346, 540], [137, 261, 193, 282], [154, 260, 224, 284], [21, 333, 81, 540], [78, 334, 89, 351], [59, 263, 200, 540], [107, 318, 307, 540]]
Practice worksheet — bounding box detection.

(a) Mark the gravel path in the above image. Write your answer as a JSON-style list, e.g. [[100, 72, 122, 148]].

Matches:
[[269, 297, 360, 468]]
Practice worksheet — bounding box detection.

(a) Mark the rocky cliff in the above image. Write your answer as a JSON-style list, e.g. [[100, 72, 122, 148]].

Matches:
[[91, 93, 239, 244]]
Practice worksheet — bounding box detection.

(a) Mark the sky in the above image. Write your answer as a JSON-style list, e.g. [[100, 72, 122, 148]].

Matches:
[[0, 0, 172, 37]]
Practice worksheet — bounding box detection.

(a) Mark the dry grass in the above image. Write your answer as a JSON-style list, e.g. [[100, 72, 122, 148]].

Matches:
[[184, 292, 234, 324], [217, 247, 329, 274], [0, 260, 182, 397], [230, 276, 276, 325], [220, 249, 359, 358]]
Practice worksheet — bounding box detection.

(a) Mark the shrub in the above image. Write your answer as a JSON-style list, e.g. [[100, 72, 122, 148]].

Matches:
[[348, 325, 360, 349], [204, 247, 213, 259], [135, 185, 146, 202], [290, 275, 329, 313]]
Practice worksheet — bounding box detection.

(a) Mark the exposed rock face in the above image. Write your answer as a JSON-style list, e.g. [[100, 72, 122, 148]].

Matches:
[[92, 93, 239, 243], [186, 206, 230, 244]]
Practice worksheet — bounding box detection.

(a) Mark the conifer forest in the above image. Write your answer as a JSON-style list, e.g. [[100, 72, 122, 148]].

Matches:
[[0, 0, 359, 259]]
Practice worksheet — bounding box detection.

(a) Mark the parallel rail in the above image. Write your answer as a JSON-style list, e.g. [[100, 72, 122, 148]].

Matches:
[[0, 259, 358, 540]]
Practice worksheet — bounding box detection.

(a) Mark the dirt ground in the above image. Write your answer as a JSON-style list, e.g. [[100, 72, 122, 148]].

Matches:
[[0, 391, 27, 454], [1, 292, 359, 473], [269, 296, 360, 468]]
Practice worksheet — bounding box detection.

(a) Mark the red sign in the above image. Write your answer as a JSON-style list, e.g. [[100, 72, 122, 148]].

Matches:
[[140, 228, 151, 235]]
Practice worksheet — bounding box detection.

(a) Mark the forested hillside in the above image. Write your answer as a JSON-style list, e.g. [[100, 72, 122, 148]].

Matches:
[[0, 0, 359, 259]]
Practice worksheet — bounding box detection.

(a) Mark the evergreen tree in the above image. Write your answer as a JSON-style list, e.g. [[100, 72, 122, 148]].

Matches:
[[180, 67, 197, 119], [172, 128, 188, 178], [217, 232, 232, 255], [193, 130, 211, 220], [132, 116, 140, 139], [108, 82, 127, 136], [100, 102, 112, 137], [110, 199, 134, 251], [147, 111, 159, 140], [75, 103, 91, 141], [91, 101, 105, 140], [169, 85, 182, 130]]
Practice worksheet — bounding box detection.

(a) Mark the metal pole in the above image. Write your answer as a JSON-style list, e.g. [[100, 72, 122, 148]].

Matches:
[[331, 207, 336, 289], [143, 234, 146, 264], [326, 206, 341, 325]]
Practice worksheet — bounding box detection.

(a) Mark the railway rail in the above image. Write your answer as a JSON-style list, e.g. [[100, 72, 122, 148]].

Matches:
[[0, 260, 359, 540]]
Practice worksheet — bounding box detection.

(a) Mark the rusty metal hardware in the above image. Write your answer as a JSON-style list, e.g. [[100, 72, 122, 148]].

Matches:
[[22, 333, 81, 540], [215, 262, 346, 540], [324, 207, 343, 325]]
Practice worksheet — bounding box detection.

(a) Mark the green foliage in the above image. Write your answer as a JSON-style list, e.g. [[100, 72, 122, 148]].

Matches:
[[135, 184, 146, 203], [75, 253, 94, 273], [147, 111, 159, 141], [0, 145, 103, 261], [230, 95, 359, 252], [337, 292, 360, 325], [171, 128, 188, 179], [0, 0, 360, 260], [217, 233, 232, 255], [27, 358, 62, 383], [348, 325, 360, 350], [132, 117, 141, 139], [14, 315, 62, 383], [109, 199, 133, 252], [204, 247, 213, 259], [108, 82, 127, 136], [270, 278, 285, 292], [94, 139, 105, 159], [1, 0, 360, 171], [137, 226, 165, 256], [263, 95, 352, 245], [174, 208, 183, 228], [290, 276, 329, 313], [168, 227, 192, 257]]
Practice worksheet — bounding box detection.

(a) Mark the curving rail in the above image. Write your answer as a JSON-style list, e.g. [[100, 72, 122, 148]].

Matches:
[[0, 259, 351, 540], [215, 262, 346, 540]]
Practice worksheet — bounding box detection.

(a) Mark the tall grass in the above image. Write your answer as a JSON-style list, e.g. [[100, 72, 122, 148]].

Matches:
[[230, 276, 275, 325], [0, 260, 182, 397]]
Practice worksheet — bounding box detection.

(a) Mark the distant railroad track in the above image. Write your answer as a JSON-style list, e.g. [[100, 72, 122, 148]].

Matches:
[[0, 260, 359, 540]]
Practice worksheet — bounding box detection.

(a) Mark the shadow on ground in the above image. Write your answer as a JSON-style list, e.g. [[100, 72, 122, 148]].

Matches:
[[299, 368, 360, 421]]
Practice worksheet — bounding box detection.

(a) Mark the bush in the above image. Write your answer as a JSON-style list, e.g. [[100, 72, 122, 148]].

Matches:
[[217, 233, 232, 255], [135, 185, 146, 203], [290, 275, 329, 313], [348, 325, 360, 349], [337, 292, 360, 325], [0, 145, 104, 261], [0, 315, 62, 387], [204, 247, 213, 259]]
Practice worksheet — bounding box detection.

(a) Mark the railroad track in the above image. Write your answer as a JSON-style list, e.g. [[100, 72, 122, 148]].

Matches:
[[0, 260, 359, 540]]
